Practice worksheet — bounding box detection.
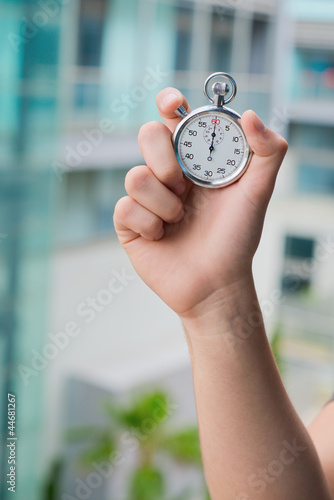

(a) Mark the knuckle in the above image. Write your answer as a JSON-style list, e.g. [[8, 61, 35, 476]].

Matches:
[[159, 164, 179, 186], [147, 217, 163, 237], [168, 200, 183, 222], [125, 165, 151, 194], [113, 196, 133, 221]]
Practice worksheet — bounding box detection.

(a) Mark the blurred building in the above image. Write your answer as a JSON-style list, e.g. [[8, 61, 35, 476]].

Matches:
[[54, 0, 279, 245], [255, 0, 334, 422], [1, 0, 334, 499], [0, 1, 61, 499], [49, 2, 284, 499]]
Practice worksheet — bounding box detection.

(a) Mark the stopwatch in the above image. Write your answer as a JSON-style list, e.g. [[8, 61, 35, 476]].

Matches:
[[172, 72, 252, 188]]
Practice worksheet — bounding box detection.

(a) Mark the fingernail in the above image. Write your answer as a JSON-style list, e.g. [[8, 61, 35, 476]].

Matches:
[[162, 92, 180, 107], [172, 207, 185, 224], [172, 182, 186, 196], [252, 111, 266, 134]]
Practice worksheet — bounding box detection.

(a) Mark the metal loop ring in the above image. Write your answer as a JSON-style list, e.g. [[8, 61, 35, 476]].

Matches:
[[204, 72, 237, 105]]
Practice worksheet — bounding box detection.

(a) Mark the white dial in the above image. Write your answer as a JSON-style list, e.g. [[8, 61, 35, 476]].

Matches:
[[174, 109, 251, 188]]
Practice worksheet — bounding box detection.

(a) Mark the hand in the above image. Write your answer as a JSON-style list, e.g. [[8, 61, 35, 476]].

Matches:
[[113, 88, 288, 320]]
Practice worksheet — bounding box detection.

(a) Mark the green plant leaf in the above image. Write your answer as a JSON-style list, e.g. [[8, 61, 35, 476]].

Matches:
[[78, 432, 116, 468], [42, 457, 65, 500], [105, 391, 170, 430], [160, 427, 202, 465], [129, 465, 165, 500]]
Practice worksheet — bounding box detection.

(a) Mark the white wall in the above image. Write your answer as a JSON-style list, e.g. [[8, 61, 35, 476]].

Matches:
[[41, 238, 188, 465]]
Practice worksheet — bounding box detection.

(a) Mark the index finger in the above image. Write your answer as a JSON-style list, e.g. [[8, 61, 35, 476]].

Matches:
[[156, 87, 191, 132]]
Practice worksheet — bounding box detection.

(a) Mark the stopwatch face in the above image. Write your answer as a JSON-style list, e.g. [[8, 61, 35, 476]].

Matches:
[[173, 107, 251, 188]]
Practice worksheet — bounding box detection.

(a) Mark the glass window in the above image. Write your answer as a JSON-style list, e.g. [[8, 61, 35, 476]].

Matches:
[[298, 165, 334, 194], [249, 18, 269, 74], [289, 123, 334, 150], [292, 48, 334, 100], [209, 10, 233, 73], [74, 83, 100, 109], [25, 26, 60, 79], [73, 0, 108, 112], [174, 6, 193, 71], [77, 0, 108, 67], [289, 123, 334, 195], [284, 236, 315, 260], [281, 235, 315, 294], [56, 168, 127, 244]]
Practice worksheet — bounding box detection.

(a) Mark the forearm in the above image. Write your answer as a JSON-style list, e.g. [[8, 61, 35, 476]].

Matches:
[[181, 276, 331, 500], [308, 401, 334, 497]]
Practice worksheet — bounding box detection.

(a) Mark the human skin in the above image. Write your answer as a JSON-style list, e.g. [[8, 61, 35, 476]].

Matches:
[[309, 402, 334, 497], [113, 88, 332, 499]]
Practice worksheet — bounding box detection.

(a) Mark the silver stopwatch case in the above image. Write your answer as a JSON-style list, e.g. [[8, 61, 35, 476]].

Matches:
[[172, 72, 253, 189]]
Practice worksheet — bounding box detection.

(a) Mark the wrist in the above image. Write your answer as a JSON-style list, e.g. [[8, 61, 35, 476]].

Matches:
[[179, 272, 263, 339]]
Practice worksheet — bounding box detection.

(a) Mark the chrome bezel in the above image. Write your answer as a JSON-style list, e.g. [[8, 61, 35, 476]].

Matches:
[[172, 105, 252, 189]]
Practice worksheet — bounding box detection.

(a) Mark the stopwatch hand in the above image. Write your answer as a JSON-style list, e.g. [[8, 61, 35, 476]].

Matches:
[[209, 120, 217, 153]]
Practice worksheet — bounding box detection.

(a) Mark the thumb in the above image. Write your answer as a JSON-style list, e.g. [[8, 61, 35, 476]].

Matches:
[[239, 110, 288, 205]]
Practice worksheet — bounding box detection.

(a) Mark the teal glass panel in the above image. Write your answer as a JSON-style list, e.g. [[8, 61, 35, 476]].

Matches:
[[298, 165, 334, 195], [0, 1, 60, 499], [291, 49, 334, 101]]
